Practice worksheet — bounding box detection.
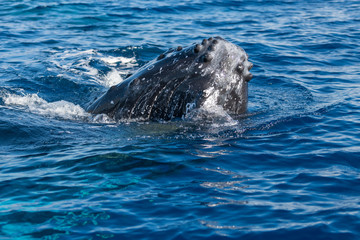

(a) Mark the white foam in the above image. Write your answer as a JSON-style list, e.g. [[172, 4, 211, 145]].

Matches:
[[201, 89, 238, 126], [2, 92, 114, 123], [49, 49, 138, 87], [62, 49, 97, 58], [3, 93, 89, 120], [78, 58, 99, 77], [100, 56, 138, 67], [103, 69, 124, 87]]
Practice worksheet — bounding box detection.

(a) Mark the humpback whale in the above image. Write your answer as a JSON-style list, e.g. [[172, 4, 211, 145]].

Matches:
[[87, 36, 253, 121]]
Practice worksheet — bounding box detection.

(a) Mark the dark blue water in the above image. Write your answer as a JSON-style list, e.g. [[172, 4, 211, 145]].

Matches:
[[1, 0, 360, 239]]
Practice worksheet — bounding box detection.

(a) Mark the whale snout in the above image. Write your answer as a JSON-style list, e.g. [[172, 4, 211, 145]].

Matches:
[[196, 36, 253, 83]]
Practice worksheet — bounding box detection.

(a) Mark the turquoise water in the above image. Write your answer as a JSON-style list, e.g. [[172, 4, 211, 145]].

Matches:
[[1, 0, 360, 239]]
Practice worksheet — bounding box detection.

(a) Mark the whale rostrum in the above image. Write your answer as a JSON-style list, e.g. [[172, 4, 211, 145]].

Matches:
[[87, 36, 253, 121]]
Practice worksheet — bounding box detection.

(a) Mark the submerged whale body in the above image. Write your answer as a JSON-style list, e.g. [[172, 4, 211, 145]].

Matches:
[[87, 36, 253, 121]]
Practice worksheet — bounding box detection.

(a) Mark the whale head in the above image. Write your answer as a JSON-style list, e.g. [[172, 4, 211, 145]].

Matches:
[[87, 36, 253, 121]]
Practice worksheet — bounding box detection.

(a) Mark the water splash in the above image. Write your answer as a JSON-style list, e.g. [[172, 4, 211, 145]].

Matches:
[[48, 49, 138, 87], [1, 92, 113, 123]]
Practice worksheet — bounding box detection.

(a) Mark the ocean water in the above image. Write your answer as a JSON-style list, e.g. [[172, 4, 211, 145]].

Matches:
[[1, 0, 360, 239]]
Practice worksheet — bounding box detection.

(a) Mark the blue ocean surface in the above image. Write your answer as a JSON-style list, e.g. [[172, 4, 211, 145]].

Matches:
[[1, 0, 360, 239]]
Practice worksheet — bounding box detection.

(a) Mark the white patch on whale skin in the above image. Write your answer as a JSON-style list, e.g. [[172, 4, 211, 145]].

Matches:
[[201, 70, 207, 77], [181, 102, 197, 120], [186, 102, 196, 114]]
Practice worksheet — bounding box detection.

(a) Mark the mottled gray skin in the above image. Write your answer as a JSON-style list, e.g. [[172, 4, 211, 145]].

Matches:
[[87, 36, 253, 121]]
